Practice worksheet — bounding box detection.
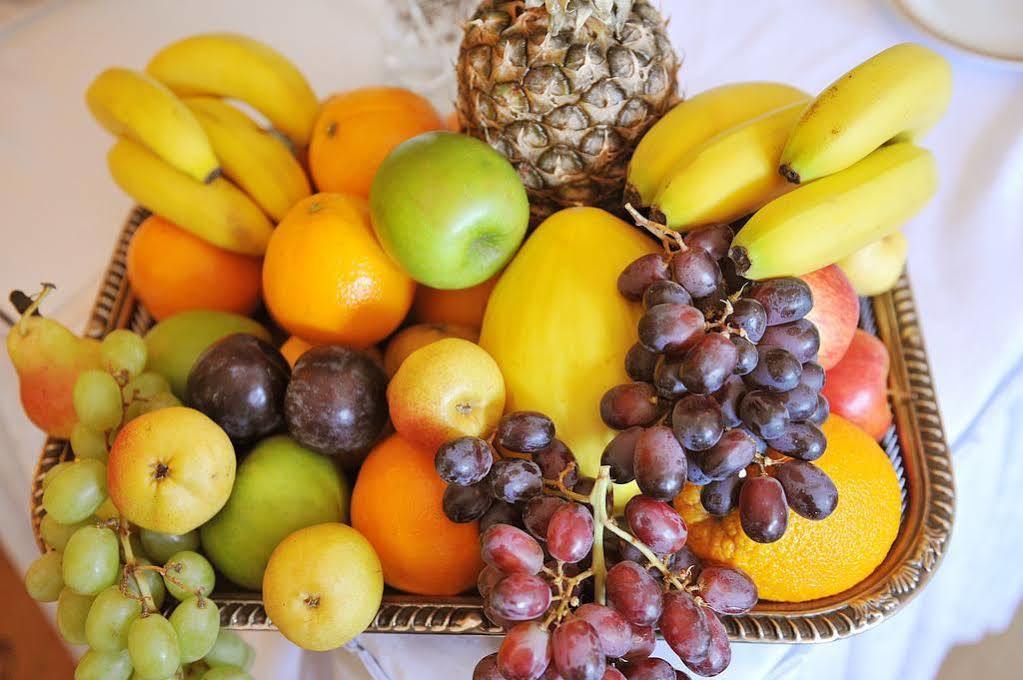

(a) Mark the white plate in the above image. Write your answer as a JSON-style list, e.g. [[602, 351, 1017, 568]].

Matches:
[[890, 0, 1023, 69]]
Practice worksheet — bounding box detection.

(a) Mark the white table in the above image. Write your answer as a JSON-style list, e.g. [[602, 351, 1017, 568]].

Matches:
[[2, 1, 1021, 678]]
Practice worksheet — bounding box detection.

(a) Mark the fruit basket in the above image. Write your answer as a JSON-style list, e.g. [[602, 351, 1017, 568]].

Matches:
[[29, 207, 954, 643]]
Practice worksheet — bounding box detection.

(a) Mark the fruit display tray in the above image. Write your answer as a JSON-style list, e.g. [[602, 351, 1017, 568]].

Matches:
[[30, 207, 955, 643]]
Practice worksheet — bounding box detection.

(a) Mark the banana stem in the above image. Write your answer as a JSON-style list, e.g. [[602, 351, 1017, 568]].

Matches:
[[589, 467, 611, 606]]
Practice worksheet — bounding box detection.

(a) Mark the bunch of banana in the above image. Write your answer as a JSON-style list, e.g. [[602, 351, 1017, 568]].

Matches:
[[86, 33, 317, 256]]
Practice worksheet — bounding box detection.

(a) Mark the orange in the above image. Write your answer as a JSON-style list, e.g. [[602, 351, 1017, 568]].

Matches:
[[351, 433, 483, 596], [413, 274, 500, 329], [382, 322, 479, 377], [676, 415, 902, 602], [308, 87, 443, 197], [262, 193, 415, 346], [280, 336, 316, 368], [126, 216, 262, 321]]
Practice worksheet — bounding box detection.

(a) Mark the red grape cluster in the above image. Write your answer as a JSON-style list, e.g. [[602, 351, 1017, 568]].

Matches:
[[606, 223, 838, 543], [437, 412, 758, 679]]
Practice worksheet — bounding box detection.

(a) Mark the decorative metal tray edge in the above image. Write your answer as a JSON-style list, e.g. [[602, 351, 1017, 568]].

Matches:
[[29, 208, 955, 643]]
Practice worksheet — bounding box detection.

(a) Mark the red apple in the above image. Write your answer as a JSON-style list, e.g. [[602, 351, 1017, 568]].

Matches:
[[822, 329, 893, 440], [802, 265, 859, 370]]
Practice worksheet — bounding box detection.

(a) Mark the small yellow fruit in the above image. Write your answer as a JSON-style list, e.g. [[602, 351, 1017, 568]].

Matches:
[[838, 232, 908, 296], [263, 523, 383, 651]]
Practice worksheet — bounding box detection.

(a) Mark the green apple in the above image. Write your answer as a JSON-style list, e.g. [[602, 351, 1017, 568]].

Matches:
[[200, 435, 349, 590], [370, 131, 529, 289]]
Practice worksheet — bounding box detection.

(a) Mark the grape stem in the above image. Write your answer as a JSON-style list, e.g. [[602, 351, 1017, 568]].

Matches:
[[602, 516, 687, 592], [116, 517, 157, 614], [623, 203, 686, 254], [542, 464, 589, 504], [589, 467, 611, 606], [542, 561, 592, 629]]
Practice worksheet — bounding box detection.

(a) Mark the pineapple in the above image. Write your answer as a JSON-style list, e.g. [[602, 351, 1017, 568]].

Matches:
[[456, 0, 680, 220]]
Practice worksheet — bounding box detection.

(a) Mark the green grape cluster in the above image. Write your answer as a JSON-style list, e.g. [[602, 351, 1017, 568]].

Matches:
[[28, 328, 254, 680]]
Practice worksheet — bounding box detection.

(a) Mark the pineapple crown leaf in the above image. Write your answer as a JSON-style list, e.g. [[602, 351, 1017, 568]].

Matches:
[[525, 0, 633, 34]]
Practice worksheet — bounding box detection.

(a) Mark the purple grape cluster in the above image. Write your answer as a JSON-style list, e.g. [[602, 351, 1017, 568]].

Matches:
[[606, 224, 838, 544]]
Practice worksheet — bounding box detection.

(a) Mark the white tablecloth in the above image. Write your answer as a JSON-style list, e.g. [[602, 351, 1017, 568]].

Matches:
[[2, 1, 1021, 679]]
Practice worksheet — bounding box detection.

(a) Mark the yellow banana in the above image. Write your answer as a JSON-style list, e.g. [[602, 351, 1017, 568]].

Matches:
[[652, 99, 810, 230], [779, 43, 951, 184], [181, 96, 261, 130], [184, 99, 311, 221], [86, 67, 219, 183], [147, 33, 319, 148], [627, 82, 807, 206], [107, 138, 273, 256], [730, 143, 936, 280]]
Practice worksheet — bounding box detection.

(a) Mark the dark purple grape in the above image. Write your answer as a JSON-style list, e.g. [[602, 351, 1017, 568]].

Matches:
[[534, 439, 579, 488], [767, 421, 826, 461], [480, 500, 524, 534], [759, 319, 820, 363], [681, 333, 738, 395], [490, 459, 544, 503], [681, 607, 730, 676], [284, 346, 387, 468], [701, 429, 758, 481], [799, 362, 825, 391], [606, 561, 663, 627], [692, 284, 729, 317], [730, 335, 758, 376], [775, 385, 818, 421], [497, 411, 556, 453], [478, 565, 505, 599], [643, 280, 692, 309], [626, 343, 660, 382], [601, 427, 643, 484], [667, 545, 702, 578], [601, 383, 662, 430], [700, 475, 742, 517], [697, 565, 758, 615], [714, 376, 745, 428], [474, 653, 504, 680], [685, 451, 713, 485], [435, 437, 494, 486], [552, 619, 605, 680], [659, 591, 710, 664], [443, 483, 492, 523], [670, 249, 722, 298], [672, 395, 724, 451], [620, 657, 675, 680], [489, 573, 552, 621], [726, 298, 767, 342], [633, 426, 688, 501], [740, 392, 785, 439], [499, 622, 552, 680], [748, 278, 813, 326], [774, 460, 838, 520], [187, 333, 290, 444], [547, 503, 594, 564], [624, 624, 656, 661], [808, 394, 830, 425], [482, 524, 544, 575], [523, 496, 568, 541], [684, 224, 734, 260], [744, 347, 802, 393], [573, 604, 631, 658], [625, 495, 687, 554], [653, 357, 687, 400], [720, 256, 750, 295], [737, 426, 768, 456], [739, 475, 788, 543], [619, 254, 670, 301], [617, 536, 647, 565], [637, 304, 705, 354]]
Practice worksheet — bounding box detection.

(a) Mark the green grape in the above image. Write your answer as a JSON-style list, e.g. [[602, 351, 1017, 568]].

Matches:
[[140, 529, 200, 565], [202, 666, 252, 680], [71, 422, 109, 460], [164, 551, 216, 601], [76, 647, 134, 680], [73, 369, 124, 431], [41, 461, 71, 491], [85, 585, 142, 651], [124, 372, 171, 403], [42, 459, 108, 524], [140, 391, 182, 415], [123, 558, 167, 611], [203, 630, 253, 670], [63, 525, 120, 595], [183, 663, 209, 680], [128, 531, 149, 562], [41, 514, 94, 551], [57, 587, 95, 645], [24, 550, 64, 602], [101, 330, 148, 380], [128, 614, 181, 680], [171, 597, 221, 663]]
